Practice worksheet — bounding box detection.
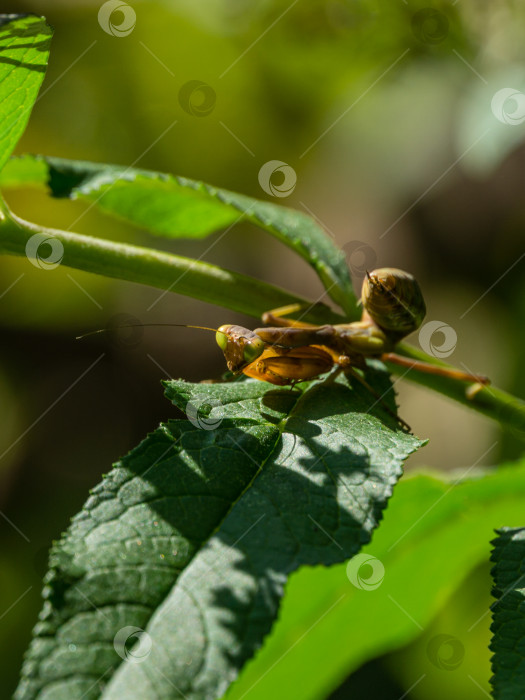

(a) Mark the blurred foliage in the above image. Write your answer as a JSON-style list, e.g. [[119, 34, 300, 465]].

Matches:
[[1, 0, 525, 698], [225, 462, 525, 699]]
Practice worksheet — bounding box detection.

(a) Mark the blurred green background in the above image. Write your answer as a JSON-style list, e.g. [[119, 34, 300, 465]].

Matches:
[[1, 0, 524, 697]]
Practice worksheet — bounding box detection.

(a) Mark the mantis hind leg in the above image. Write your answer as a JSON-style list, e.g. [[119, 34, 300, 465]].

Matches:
[[382, 353, 489, 386]]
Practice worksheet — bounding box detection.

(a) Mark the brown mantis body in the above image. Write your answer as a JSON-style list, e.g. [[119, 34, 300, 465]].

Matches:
[[216, 268, 488, 390]]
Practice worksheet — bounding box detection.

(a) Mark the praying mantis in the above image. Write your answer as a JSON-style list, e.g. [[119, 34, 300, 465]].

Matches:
[[211, 267, 488, 430]]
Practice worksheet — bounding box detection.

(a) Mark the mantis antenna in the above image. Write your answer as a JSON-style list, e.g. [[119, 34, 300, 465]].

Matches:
[[76, 323, 218, 340]]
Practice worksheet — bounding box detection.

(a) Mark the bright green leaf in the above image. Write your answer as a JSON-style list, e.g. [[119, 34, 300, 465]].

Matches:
[[0, 154, 355, 315], [490, 526, 525, 700], [225, 460, 525, 700], [0, 15, 52, 173], [15, 368, 421, 699]]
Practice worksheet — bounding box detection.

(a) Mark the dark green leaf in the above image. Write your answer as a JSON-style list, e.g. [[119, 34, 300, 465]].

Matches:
[[490, 526, 525, 700], [0, 15, 52, 173], [16, 369, 421, 699], [0, 154, 355, 314]]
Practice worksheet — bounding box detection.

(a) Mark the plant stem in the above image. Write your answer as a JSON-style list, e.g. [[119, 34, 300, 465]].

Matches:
[[0, 208, 343, 325]]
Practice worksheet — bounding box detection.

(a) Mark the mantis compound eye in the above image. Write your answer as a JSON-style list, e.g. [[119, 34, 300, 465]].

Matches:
[[215, 326, 229, 351], [242, 337, 265, 364], [361, 268, 426, 335]]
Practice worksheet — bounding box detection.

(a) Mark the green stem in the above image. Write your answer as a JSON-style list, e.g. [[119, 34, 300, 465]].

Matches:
[[387, 343, 525, 437], [0, 208, 343, 325]]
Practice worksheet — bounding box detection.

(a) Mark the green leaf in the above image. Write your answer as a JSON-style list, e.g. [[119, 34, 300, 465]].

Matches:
[[15, 369, 421, 700], [0, 15, 52, 173], [0, 154, 355, 315], [490, 526, 525, 700], [225, 459, 525, 700]]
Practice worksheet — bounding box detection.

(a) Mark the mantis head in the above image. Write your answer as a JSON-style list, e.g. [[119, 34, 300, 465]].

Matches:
[[215, 325, 266, 372]]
